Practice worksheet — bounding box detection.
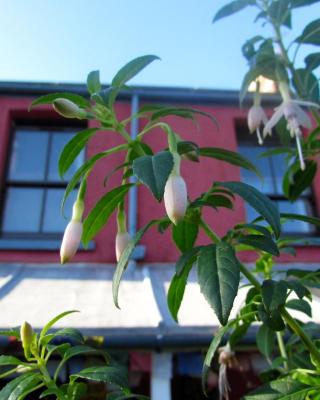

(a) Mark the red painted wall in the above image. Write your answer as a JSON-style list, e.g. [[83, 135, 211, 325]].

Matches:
[[0, 96, 319, 264]]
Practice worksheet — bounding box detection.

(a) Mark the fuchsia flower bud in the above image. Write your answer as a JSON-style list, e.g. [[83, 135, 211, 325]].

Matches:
[[60, 220, 83, 264], [115, 231, 131, 262], [53, 98, 86, 119], [164, 175, 188, 225], [60, 199, 84, 264], [20, 321, 33, 358], [20, 321, 33, 348]]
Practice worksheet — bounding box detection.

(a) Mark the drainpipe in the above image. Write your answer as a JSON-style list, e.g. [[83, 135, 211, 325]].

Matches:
[[129, 93, 145, 261], [151, 352, 172, 400]]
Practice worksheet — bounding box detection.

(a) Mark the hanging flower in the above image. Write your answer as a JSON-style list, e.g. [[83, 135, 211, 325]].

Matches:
[[247, 105, 268, 145], [164, 174, 188, 225], [115, 231, 131, 262], [218, 344, 238, 400], [263, 98, 319, 170]]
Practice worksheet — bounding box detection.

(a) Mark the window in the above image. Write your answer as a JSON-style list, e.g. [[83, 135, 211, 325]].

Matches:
[[237, 126, 317, 236], [0, 126, 84, 240]]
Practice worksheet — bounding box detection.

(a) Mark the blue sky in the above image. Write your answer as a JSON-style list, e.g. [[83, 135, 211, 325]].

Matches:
[[0, 0, 318, 89]]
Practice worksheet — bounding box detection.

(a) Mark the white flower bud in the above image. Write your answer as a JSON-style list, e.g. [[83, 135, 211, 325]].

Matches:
[[164, 175, 187, 225], [115, 232, 131, 262], [60, 220, 83, 264], [53, 98, 86, 119]]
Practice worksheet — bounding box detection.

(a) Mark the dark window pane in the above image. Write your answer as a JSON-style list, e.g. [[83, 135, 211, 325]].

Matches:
[[2, 188, 44, 232], [8, 129, 49, 181], [277, 200, 316, 234], [269, 153, 287, 194], [48, 132, 84, 181], [239, 146, 275, 193], [42, 189, 77, 233]]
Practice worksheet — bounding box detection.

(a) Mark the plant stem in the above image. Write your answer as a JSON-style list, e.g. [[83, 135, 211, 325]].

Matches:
[[276, 331, 289, 371], [199, 219, 221, 244], [239, 262, 261, 290]]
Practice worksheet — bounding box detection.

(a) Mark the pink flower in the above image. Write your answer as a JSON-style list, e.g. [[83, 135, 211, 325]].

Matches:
[[60, 220, 83, 264], [164, 175, 187, 225], [247, 105, 268, 145]]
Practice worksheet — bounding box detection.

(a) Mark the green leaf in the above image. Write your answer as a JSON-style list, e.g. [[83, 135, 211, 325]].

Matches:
[[286, 299, 312, 317], [59, 128, 98, 177], [262, 280, 287, 312], [39, 387, 66, 399], [67, 382, 87, 400], [296, 18, 320, 45], [0, 355, 23, 366], [259, 147, 293, 158], [128, 142, 153, 162], [55, 345, 108, 379], [238, 235, 279, 256], [286, 280, 310, 299], [45, 343, 71, 359], [212, 0, 253, 23], [258, 304, 285, 331], [175, 246, 202, 275], [113, 220, 159, 308], [283, 160, 317, 202], [256, 324, 276, 358], [220, 181, 281, 238], [281, 213, 320, 229], [40, 310, 79, 339], [87, 70, 101, 94], [242, 36, 264, 61], [292, 68, 319, 102], [82, 184, 132, 245], [177, 141, 200, 162], [167, 260, 193, 322], [150, 107, 218, 128], [269, 0, 291, 28], [202, 320, 235, 394], [236, 223, 273, 238], [197, 243, 240, 325], [172, 208, 200, 252], [0, 372, 42, 400], [112, 55, 160, 87], [199, 147, 261, 177], [62, 345, 107, 363], [133, 151, 174, 201], [30, 93, 89, 110], [43, 327, 84, 345], [71, 366, 128, 389], [191, 194, 234, 210], [244, 376, 317, 399], [305, 52, 320, 70]]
